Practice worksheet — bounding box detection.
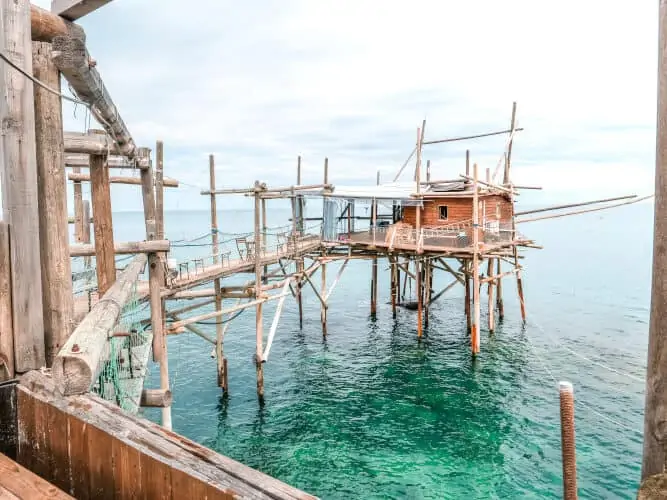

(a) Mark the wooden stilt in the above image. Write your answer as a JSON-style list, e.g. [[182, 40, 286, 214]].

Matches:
[[82, 200, 91, 268], [391, 255, 397, 319], [155, 141, 165, 241], [496, 257, 504, 321], [72, 166, 83, 242], [254, 182, 264, 398], [90, 153, 115, 295], [396, 257, 402, 306], [1, 0, 45, 372], [471, 164, 481, 355], [464, 260, 471, 333], [209, 155, 227, 392], [262, 198, 268, 284], [424, 259, 431, 329], [417, 257, 423, 338], [487, 258, 495, 333], [321, 159, 328, 335], [33, 40, 73, 365]]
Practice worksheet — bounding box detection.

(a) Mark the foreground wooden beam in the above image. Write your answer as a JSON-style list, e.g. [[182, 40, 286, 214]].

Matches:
[[64, 153, 149, 169], [52, 34, 137, 158], [0, 223, 14, 381], [51, 0, 114, 21], [30, 4, 84, 42], [1, 0, 46, 372], [52, 254, 146, 395], [33, 40, 73, 366], [70, 239, 170, 257], [63, 131, 120, 155], [67, 171, 179, 187], [0, 452, 73, 499]]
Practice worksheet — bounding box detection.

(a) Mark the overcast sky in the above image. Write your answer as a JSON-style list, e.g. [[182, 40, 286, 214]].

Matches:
[[26, 0, 660, 211]]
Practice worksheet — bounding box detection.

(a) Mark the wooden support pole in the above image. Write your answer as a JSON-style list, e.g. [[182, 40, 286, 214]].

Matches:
[[426, 159, 431, 182], [33, 40, 74, 366], [82, 200, 91, 267], [69, 239, 170, 257], [53, 254, 146, 395], [155, 141, 165, 241], [263, 278, 292, 362], [464, 259, 471, 333], [67, 172, 179, 187], [391, 255, 397, 318], [465, 150, 470, 177], [209, 154, 227, 392], [0, 0, 46, 372], [559, 381, 578, 500], [72, 167, 83, 242], [504, 102, 518, 185], [416, 257, 423, 338], [262, 197, 268, 284], [321, 158, 328, 335], [254, 182, 264, 398], [89, 154, 115, 295], [487, 258, 495, 333], [472, 164, 481, 355], [0, 223, 14, 381], [496, 257, 505, 321], [642, 0, 667, 478], [424, 259, 431, 328]]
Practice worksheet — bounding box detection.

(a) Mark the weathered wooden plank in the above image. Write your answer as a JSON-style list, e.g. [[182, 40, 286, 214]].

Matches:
[[1, 0, 46, 372], [0, 224, 14, 381], [111, 438, 142, 499], [52, 255, 146, 395], [30, 4, 84, 43], [69, 239, 170, 257], [16, 388, 36, 473], [0, 452, 73, 499], [51, 0, 113, 21], [43, 401, 71, 494], [33, 40, 74, 367], [67, 171, 179, 187], [66, 412, 90, 499], [89, 154, 115, 295], [141, 453, 172, 500], [52, 37, 136, 159]]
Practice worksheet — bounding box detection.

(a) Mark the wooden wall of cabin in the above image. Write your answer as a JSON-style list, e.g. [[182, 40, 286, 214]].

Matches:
[[401, 195, 513, 228]]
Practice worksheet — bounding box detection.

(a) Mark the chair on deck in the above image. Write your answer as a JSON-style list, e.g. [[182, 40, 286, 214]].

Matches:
[[235, 238, 248, 261], [245, 240, 256, 260]]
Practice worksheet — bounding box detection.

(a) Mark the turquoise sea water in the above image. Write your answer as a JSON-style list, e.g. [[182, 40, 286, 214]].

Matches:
[[111, 202, 651, 499]]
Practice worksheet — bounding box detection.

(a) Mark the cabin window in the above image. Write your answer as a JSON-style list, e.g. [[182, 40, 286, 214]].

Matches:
[[438, 205, 448, 220]]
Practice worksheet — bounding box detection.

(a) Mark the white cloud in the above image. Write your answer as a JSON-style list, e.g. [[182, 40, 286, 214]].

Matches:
[[9, 1, 663, 210]]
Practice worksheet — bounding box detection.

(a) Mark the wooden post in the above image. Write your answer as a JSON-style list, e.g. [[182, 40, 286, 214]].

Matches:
[[416, 257, 423, 338], [138, 147, 171, 429], [471, 164, 481, 355], [424, 259, 431, 329], [89, 153, 115, 295], [0, 223, 14, 381], [33, 40, 73, 366], [155, 141, 165, 241], [72, 166, 83, 242], [390, 255, 397, 319], [0, 0, 46, 372], [559, 381, 578, 500], [487, 258, 495, 333], [426, 159, 431, 182], [370, 171, 379, 318], [415, 125, 425, 338], [262, 198, 268, 284], [464, 260, 472, 333], [321, 158, 328, 335], [503, 101, 518, 185], [643, 0, 667, 478], [82, 200, 91, 268], [254, 182, 264, 398], [496, 257, 505, 321], [465, 150, 470, 177], [209, 155, 227, 392]]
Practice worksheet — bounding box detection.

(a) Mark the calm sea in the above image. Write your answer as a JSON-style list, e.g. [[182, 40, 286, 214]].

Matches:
[[108, 201, 651, 499]]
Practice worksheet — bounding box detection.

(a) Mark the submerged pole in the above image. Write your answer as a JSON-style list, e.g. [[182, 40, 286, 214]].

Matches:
[[254, 181, 264, 398], [322, 158, 328, 335], [471, 164, 481, 355]]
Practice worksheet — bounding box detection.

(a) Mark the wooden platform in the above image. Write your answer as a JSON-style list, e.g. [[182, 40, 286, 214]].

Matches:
[[0, 452, 73, 499]]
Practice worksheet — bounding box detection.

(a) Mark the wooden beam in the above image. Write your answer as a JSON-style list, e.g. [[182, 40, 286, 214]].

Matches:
[[642, 0, 667, 479], [52, 254, 146, 395], [140, 388, 172, 408], [52, 36, 137, 158], [70, 239, 170, 258], [0, 452, 73, 499], [64, 153, 149, 169], [67, 171, 179, 187], [89, 154, 115, 294], [51, 0, 114, 21], [0, 223, 14, 381], [72, 167, 83, 240], [63, 131, 120, 155], [422, 127, 525, 145], [30, 4, 84, 43], [262, 278, 292, 362], [33, 40, 73, 366], [1, 0, 46, 372]]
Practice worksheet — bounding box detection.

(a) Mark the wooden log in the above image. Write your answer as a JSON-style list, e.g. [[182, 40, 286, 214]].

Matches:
[[1, 0, 46, 372], [51, 36, 137, 159], [52, 254, 146, 395], [155, 141, 165, 240], [69, 239, 169, 257], [81, 200, 92, 267], [254, 183, 264, 398], [464, 260, 471, 333], [0, 223, 14, 381], [63, 131, 120, 155], [29, 4, 84, 43], [503, 102, 518, 184], [89, 153, 115, 294], [51, 0, 113, 21], [643, 0, 667, 478], [459, 174, 517, 195], [140, 389, 173, 408], [424, 260, 431, 328], [33, 40, 74, 366], [496, 257, 505, 320], [67, 171, 179, 187], [72, 167, 83, 242], [64, 153, 149, 169], [472, 164, 481, 355]]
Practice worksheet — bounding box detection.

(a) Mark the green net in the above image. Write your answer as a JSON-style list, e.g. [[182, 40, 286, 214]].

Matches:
[[91, 280, 153, 414]]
